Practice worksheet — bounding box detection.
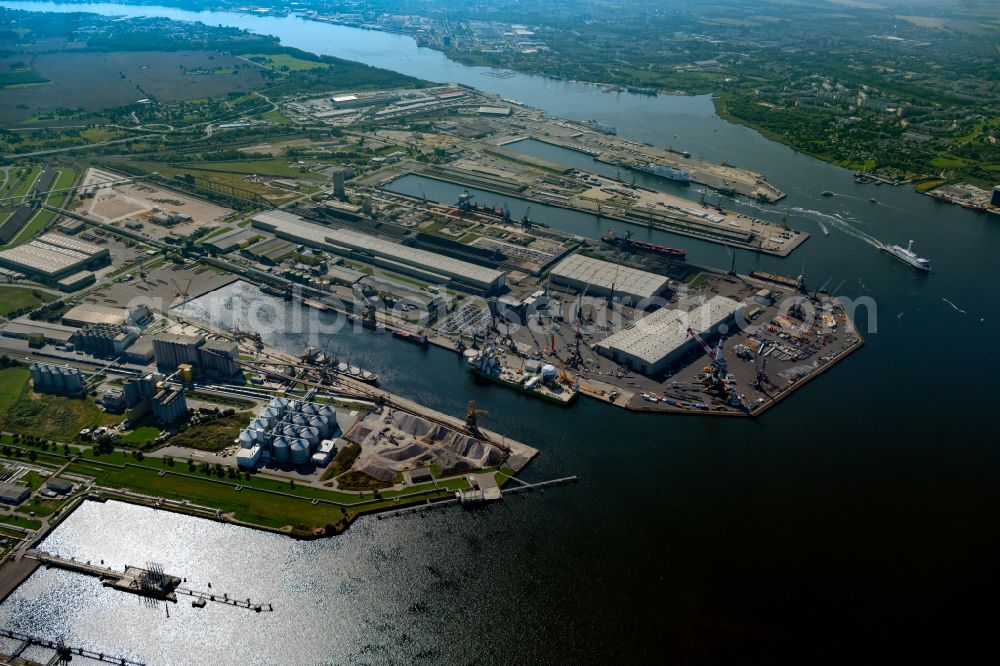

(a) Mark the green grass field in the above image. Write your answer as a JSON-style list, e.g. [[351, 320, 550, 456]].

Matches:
[[178, 159, 309, 178], [167, 413, 247, 452], [241, 53, 329, 72], [70, 462, 346, 530], [0, 367, 120, 440], [0, 514, 42, 530], [0, 367, 30, 414], [122, 426, 160, 445], [0, 286, 55, 316]]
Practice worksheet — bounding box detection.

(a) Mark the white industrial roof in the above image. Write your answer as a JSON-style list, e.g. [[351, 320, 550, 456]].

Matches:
[[0, 242, 89, 276], [36, 233, 105, 258], [0, 231, 106, 277], [550, 254, 669, 301], [597, 296, 743, 366], [251, 211, 504, 287]]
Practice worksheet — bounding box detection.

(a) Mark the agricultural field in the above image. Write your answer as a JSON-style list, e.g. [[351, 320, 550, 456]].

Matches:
[[0, 51, 269, 125]]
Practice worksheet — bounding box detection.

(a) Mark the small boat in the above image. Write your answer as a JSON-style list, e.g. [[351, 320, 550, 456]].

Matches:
[[819, 222, 830, 236], [821, 190, 834, 197], [641, 393, 659, 403], [870, 198, 878, 204]]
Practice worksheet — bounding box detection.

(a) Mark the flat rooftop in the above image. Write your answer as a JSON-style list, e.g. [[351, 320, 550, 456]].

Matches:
[[597, 296, 744, 366], [549, 254, 670, 302], [0, 232, 107, 278], [252, 210, 505, 289]]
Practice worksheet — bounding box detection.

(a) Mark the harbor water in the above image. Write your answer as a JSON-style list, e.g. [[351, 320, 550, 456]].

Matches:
[[1, 2, 999, 660]]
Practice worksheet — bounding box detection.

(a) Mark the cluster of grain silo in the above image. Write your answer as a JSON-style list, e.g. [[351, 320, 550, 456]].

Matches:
[[29, 362, 85, 396], [236, 397, 340, 470]]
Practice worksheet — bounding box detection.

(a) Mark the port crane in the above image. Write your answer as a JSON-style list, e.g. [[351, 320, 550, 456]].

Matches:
[[686, 327, 741, 407], [687, 327, 728, 381], [465, 400, 489, 433], [171, 278, 192, 301]]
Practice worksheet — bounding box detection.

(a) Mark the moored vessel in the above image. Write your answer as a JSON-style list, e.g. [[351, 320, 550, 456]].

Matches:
[[632, 162, 691, 183], [466, 345, 578, 405]]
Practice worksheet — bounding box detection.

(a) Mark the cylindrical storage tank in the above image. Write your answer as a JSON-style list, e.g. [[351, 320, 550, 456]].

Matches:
[[307, 416, 328, 438], [271, 436, 290, 462], [299, 402, 317, 416], [269, 396, 289, 411], [249, 417, 269, 432], [285, 400, 301, 414], [291, 414, 308, 427], [259, 407, 279, 426], [299, 426, 320, 446], [238, 430, 254, 449], [290, 440, 309, 465], [541, 364, 558, 380], [316, 404, 336, 419]]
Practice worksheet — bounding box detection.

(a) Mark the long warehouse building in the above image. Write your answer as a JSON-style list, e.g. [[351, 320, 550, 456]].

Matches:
[[596, 296, 744, 375], [548, 253, 670, 306], [0, 232, 109, 288], [251, 210, 506, 294]]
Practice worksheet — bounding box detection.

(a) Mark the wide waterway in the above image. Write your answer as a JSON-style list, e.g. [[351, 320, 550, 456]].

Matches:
[[1, 2, 999, 660]]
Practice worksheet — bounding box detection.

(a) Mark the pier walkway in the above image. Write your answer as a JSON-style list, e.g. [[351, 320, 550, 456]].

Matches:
[[376, 475, 577, 520], [25, 550, 272, 611], [0, 627, 146, 666]]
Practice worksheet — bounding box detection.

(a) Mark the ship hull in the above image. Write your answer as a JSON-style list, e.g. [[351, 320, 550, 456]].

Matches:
[[633, 163, 690, 183], [468, 365, 578, 405], [880, 247, 931, 272]]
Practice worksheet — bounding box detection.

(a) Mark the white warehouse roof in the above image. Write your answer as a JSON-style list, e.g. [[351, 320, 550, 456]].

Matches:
[[251, 210, 505, 291], [549, 254, 669, 304], [597, 296, 744, 373], [0, 232, 108, 279]]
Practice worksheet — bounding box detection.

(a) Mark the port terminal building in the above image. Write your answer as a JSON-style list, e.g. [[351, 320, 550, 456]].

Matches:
[[548, 254, 670, 306], [251, 210, 506, 294], [596, 296, 744, 375]]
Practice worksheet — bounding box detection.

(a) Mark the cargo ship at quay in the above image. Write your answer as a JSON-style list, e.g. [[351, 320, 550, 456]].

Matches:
[[466, 345, 579, 406], [632, 162, 691, 183], [601, 228, 687, 258]]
